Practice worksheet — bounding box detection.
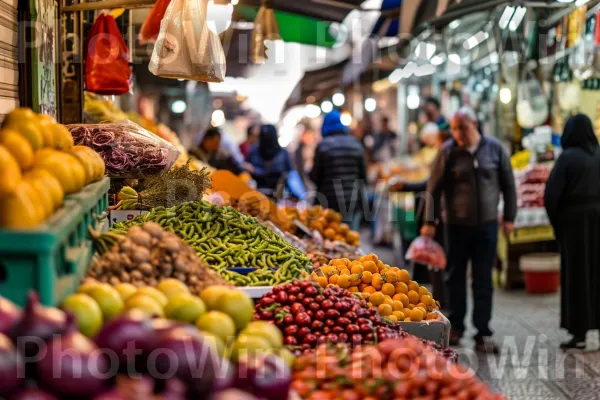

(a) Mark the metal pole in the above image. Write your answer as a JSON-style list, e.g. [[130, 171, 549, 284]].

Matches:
[[397, 81, 408, 155]]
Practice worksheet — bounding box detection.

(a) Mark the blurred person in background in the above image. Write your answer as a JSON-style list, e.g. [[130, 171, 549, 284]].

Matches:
[[240, 124, 260, 159], [372, 116, 398, 163], [422, 107, 516, 353], [192, 127, 244, 174], [545, 114, 600, 350], [294, 125, 317, 190], [310, 110, 367, 231], [424, 97, 446, 127], [246, 124, 294, 197]]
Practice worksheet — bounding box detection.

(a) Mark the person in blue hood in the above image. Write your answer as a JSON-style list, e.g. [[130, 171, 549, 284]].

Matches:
[[310, 110, 367, 231]]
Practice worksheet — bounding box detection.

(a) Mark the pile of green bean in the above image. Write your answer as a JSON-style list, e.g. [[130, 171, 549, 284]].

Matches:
[[107, 201, 312, 286]]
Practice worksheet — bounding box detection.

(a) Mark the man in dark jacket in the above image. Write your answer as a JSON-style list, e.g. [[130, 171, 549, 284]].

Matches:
[[310, 110, 367, 231], [422, 107, 517, 353]]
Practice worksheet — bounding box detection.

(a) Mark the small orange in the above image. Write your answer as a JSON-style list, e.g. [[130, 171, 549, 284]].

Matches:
[[390, 267, 400, 273], [416, 302, 427, 310], [340, 258, 351, 265], [403, 308, 412, 317], [388, 315, 398, 322], [340, 268, 351, 275], [361, 271, 373, 284], [418, 286, 430, 297], [329, 275, 339, 285], [360, 254, 378, 263], [337, 275, 351, 289], [350, 264, 363, 274], [324, 228, 336, 240], [426, 312, 439, 320], [363, 286, 376, 294], [348, 286, 359, 293], [381, 283, 395, 297], [384, 297, 394, 306], [369, 292, 385, 306], [409, 308, 424, 322], [421, 295, 435, 307], [404, 318, 412, 322], [395, 282, 409, 294], [392, 300, 404, 311], [371, 276, 383, 290], [311, 272, 319, 279], [378, 303, 392, 317], [361, 293, 370, 300], [397, 269, 411, 284], [316, 277, 328, 287], [393, 311, 405, 320], [395, 293, 409, 307], [367, 302, 373, 308], [407, 290, 420, 305], [362, 261, 377, 274], [376, 260, 386, 271], [350, 274, 362, 286], [408, 281, 420, 292], [327, 284, 337, 288], [359, 283, 368, 291], [386, 271, 398, 284]]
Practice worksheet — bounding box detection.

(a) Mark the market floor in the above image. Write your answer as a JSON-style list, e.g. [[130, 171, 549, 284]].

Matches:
[[363, 236, 600, 400]]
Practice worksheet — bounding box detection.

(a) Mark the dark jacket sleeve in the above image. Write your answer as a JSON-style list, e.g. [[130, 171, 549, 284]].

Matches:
[[498, 146, 517, 222], [424, 148, 447, 225], [544, 155, 567, 229], [403, 180, 428, 193], [309, 144, 324, 186]]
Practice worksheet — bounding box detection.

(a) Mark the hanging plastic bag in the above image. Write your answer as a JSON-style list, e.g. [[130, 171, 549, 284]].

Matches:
[[405, 236, 447, 269], [139, 0, 171, 45], [148, 0, 226, 82], [517, 72, 549, 129], [85, 13, 131, 95]]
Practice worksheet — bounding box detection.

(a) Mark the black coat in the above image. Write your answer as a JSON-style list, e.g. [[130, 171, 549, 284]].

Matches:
[[545, 114, 600, 336], [310, 131, 367, 218]]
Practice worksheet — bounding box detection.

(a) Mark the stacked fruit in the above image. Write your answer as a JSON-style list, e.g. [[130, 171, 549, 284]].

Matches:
[[279, 206, 360, 246], [292, 336, 506, 400], [312, 254, 440, 322], [0, 107, 105, 228]]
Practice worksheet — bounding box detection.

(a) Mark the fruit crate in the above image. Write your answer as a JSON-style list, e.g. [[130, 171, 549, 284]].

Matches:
[[0, 177, 110, 307], [398, 312, 451, 348]]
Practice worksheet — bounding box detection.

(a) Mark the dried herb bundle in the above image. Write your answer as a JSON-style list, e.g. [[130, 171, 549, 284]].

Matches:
[[116, 161, 211, 210]]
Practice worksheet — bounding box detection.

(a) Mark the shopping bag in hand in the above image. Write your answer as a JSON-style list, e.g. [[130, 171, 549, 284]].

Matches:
[[148, 0, 226, 82], [139, 0, 171, 45], [405, 236, 447, 269], [85, 13, 131, 95]]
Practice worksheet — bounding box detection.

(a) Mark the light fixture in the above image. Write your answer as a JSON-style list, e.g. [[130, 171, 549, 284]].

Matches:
[[407, 85, 420, 110], [231, 0, 239, 4], [332, 92, 345, 106], [500, 87, 512, 104], [321, 101, 333, 113], [211, 109, 226, 126], [206, 0, 234, 34], [508, 6, 526, 32], [431, 54, 446, 66], [575, 0, 590, 6], [414, 63, 437, 77], [448, 53, 461, 65], [171, 100, 187, 114], [340, 111, 352, 126], [389, 68, 403, 83], [364, 98, 376, 112], [177, 78, 185, 82], [304, 104, 321, 119], [414, 42, 436, 60], [449, 19, 461, 29], [499, 6, 516, 30], [465, 31, 490, 50]]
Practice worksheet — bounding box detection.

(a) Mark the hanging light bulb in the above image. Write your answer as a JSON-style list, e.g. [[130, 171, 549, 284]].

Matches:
[[206, 0, 234, 34], [499, 87, 512, 104]]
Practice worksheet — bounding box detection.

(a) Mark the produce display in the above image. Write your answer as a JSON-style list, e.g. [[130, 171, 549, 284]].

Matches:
[[292, 336, 506, 400], [89, 222, 232, 294], [68, 120, 180, 178], [0, 108, 105, 228], [312, 255, 441, 322], [103, 201, 311, 286], [517, 164, 550, 208]]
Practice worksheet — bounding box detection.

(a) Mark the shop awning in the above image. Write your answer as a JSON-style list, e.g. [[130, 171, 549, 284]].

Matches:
[[236, 0, 364, 23]]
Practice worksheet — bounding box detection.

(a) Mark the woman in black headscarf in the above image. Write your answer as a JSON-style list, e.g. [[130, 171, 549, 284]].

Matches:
[[246, 124, 294, 197], [545, 114, 600, 350]]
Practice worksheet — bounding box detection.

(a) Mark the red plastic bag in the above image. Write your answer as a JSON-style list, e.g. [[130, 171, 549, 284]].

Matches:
[[85, 13, 131, 95], [139, 0, 171, 45], [406, 236, 447, 269]]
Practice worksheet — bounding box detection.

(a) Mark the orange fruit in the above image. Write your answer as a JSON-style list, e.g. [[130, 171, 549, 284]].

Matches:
[[395, 282, 409, 294], [361, 271, 373, 284], [408, 281, 420, 292], [327, 284, 337, 289], [324, 228, 336, 240], [321, 265, 335, 276], [311, 272, 319, 279], [369, 292, 385, 306], [329, 275, 339, 285], [392, 300, 404, 311], [340, 268, 351, 275], [390, 267, 400, 273], [395, 293, 410, 307], [403, 308, 412, 317], [421, 295, 435, 307], [362, 261, 377, 274], [350, 274, 362, 286], [376, 260, 386, 272], [397, 269, 411, 284], [316, 277, 328, 288], [337, 275, 351, 289], [372, 275, 383, 290], [378, 304, 392, 317], [404, 318, 412, 322], [381, 283, 395, 297], [409, 308, 424, 322], [416, 303, 427, 310], [407, 290, 420, 305], [418, 286, 430, 297], [360, 254, 378, 263], [367, 302, 373, 308], [361, 293, 370, 300], [363, 286, 376, 294], [388, 315, 398, 322], [393, 311, 405, 321], [350, 264, 363, 274], [348, 286, 359, 293], [359, 283, 368, 291], [427, 312, 439, 320], [386, 271, 398, 284]]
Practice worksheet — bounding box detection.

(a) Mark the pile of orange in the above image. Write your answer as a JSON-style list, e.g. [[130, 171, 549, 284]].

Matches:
[[311, 253, 440, 323]]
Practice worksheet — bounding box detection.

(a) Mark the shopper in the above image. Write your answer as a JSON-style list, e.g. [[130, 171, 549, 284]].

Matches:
[[310, 110, 367, 231], [372, 116, 398, 163], [544, 114, 600, 350], [422, 107, 517, 353], [192, 127, 244, 174], [246, 124, 294, 197], [424, 97, 446, 127], [240, 124, 260, 159]]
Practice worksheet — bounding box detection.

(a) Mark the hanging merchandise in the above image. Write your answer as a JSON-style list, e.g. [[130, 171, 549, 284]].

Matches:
[[250, 0, 281, 64], [139, 0, 172, 45], [84, 13, 131, 95], [570, 13, 595, 80], [517, 71, 549, 129], [148, 0, 226, 82]]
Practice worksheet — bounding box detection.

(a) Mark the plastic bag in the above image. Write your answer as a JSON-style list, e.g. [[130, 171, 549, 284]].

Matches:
[[148, 0, 226, 82], [139, 0, 171, 45], [405, 236, 447, 269], [85, 13, 131, 95], [516, 74, 549, 129], [68, 120, 180, 178]]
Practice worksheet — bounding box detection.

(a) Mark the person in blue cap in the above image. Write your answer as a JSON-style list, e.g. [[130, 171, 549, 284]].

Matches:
[[310, 110, 367, 231]]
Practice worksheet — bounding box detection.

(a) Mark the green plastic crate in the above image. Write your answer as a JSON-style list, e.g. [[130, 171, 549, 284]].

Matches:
[[393, 205, 418, 241], [0, 177, 109, 306]]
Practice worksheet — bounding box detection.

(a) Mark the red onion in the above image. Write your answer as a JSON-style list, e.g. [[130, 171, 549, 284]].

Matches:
[[11, 293, 67, 359], [9, 389, 58, 400], [0, 296, 21, 335], [235, 354, 291, 400], [37, 316, 111, 397], [0, 333, 24, 395]]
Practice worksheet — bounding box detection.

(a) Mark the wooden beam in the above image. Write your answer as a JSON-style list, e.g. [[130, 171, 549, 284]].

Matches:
[[62, 0, 155, 12]]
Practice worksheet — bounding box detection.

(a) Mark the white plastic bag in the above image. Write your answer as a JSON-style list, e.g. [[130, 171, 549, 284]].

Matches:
[[149, 0, 226, 82], [517, 74, 549, 129]]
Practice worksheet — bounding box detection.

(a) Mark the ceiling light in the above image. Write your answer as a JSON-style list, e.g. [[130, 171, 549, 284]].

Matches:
[[321, 101, 333, 113], [414, 63, 437, 77], [364, 97, 376, 112], [499, 6, 515, 30], [332, 92, 345, 106], [389, 68, 403, 83], [500, 87, 512, 104], [304, 104, 321, 119], [407, 85, 420, 110], [414, 42, 436, 60], [231, 0, 239, 4], [171, 100, 187, 114], [465, 31, 490, 50], [508, 6, 526, 32], [211, 109, 226, 126], [449, 20, 461, 29], [431, 54, 446, 66], [448, 53, 461, 65], [575, 0, 590, 5], [340, 111, 352, 126]]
